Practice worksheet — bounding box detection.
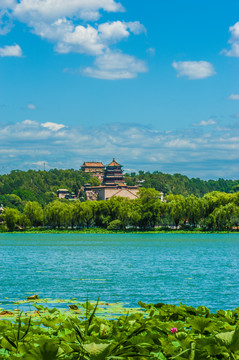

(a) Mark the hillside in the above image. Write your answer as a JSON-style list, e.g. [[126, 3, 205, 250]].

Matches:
[[0, 169, 93, 210], [0, 169, 238, 210], [125, 171, 239, 196]]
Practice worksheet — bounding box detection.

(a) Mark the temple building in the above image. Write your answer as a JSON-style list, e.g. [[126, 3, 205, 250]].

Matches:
[[83, 158, 139, 201], [81, 162, 105, 182]]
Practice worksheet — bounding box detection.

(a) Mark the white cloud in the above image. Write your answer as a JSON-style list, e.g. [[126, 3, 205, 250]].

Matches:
[[22, 119, 37, 125], [13, 0, 124, 22], [31, 161, 48, 167], [228, 94, 239, 100], [199, 119, 217, 126], [0, 43, 22, 56], [27, 103, 36, 109], [98, 21, 145, 44], [223, 22, 239, 57], [26, 18, 105, 55], [83, 51, 148, 80], [0, 119, 238, 178], [127, 21, 146, 35], [27, 19, 145, 56], [230, 21, 239, 39], [0, 0, 146, 80], [41, 122, 66, 131], [98, 21, 130, 43], [165, 138, 196, 149], [172, 60, 216, 80]]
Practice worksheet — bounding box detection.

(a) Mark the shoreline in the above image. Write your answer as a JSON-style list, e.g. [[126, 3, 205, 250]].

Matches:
[[0, 228, 238, 235]]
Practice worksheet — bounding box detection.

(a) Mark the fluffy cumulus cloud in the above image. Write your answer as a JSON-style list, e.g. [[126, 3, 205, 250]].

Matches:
[[41, 122, 66, 131], [12, 0, 124, 22], [0, 0, 147, 79], [172, 61, 216, 80], [83, 51, 148, 80], [0, 119, 238, 179], [30, 19, 145, 56], [223, 22, 239, 57], [0, 43, 22, 56]]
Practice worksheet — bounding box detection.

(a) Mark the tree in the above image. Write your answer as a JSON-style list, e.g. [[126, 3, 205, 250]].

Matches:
[[206, 203, 239, 231], [92, 201, 111, 228], [137, 188, 162, 229], [107, 219, 122, 230], [184, 195, 203, 227], [23, 201, 44, 227], [3, 207, 20, 231], [44, 201, 70, 228], [202, 192, 234, 218], [106, 197, 132, 229], [79, 202, 94, 228], [88, 177, 101, 186], [19, 214, 31, 229], [167, 195, 186, 229]]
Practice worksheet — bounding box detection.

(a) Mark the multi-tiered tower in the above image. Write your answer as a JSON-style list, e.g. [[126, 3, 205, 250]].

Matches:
[[103, 158, 126, 186], [83, 158, 139, 201]]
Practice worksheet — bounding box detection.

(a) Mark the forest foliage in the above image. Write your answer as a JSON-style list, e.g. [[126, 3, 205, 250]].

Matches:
[[1, 189, 239, 232], [0, 169, 238, 210], [125, 171, 239, 196], [0, 169, 238, 232]]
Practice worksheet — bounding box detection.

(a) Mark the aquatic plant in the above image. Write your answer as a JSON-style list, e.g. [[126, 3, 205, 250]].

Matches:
[[1, 300, 239, 359]]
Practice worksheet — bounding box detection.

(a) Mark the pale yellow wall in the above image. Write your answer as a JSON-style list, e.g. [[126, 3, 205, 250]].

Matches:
[[58, 192, 69, 199], [100, 188, 138, 200]]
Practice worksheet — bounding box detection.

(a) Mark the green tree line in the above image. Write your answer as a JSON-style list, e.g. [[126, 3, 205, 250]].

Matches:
[[1, 189, 239, 232], [0, 169, 238, 211], [0, 169, 98, 209], [125, 171, 239, 196]]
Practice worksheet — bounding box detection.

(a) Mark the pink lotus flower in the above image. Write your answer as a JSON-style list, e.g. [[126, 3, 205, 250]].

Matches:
[[170, 327, 178, 334]]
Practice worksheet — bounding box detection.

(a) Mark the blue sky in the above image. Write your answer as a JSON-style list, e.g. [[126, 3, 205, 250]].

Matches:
[[0, 0, 238, 179]]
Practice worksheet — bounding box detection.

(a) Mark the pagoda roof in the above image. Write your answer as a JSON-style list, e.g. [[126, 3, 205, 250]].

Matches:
[[82, 162, 105, 168], [107, 158, 122, 167]]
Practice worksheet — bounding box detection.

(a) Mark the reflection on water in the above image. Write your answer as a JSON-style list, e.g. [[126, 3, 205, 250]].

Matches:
[[0, 233, 239, 311]]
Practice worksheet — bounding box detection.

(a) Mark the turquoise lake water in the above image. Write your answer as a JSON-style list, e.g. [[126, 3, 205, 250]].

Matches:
[[0, 233, 239, 311]]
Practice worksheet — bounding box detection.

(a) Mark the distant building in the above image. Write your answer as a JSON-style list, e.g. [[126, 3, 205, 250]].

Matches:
[[57, 189, 77, 200], [57, 189, 70, 199], [81, 162, 105, 183], [84, 158, 139, 201]]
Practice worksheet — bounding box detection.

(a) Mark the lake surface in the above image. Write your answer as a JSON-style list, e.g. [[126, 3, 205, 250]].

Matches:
[[0, 233, 239, 311]]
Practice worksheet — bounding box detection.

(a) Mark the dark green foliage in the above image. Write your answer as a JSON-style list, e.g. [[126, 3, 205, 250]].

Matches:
[[1, 301, 239, 359], [0, 169, 238, 212], [125, 171, 239, 196], [0, 168, 238, 233], [2, 208, 21, 231], [1, 189, 239, 232], [0, 169, 91, 206], [107, 219, 122, 230]]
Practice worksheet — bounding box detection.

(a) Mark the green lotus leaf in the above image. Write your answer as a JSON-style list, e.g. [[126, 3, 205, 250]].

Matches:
[[23, 341, 65, 360]]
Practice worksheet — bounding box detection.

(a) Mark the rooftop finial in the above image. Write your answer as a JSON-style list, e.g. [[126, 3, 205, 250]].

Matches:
[[113, 157, 116, 162]]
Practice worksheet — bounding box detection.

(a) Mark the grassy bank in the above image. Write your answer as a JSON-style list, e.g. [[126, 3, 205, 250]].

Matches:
[[1, 299, 239, 359], [0, 226, 238, 234]]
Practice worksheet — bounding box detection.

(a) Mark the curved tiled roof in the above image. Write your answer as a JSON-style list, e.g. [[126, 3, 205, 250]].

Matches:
[[82, 162, 105, 167], [107, 158, 121, 167]]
